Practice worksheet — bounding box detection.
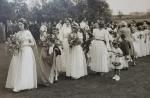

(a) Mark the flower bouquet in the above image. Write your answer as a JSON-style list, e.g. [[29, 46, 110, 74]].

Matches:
[[6, 34, 21, 55], [68, 34, 81, 48], [138, 34, 143, 39]]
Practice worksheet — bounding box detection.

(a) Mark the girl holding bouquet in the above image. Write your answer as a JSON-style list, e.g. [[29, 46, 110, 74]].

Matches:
[[68, 25, 87, 79], [111, 41, 123, 81], [138, 27, 145, 57], [6, 20, 38, 92], [59, 20, 72, 76], [49, 28, 62, 84]]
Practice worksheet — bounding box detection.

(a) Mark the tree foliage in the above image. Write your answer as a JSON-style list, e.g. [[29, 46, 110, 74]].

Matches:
[[0, 0, 15, 22], [38, 0, 112, 23], [0, 0, 112, 23]]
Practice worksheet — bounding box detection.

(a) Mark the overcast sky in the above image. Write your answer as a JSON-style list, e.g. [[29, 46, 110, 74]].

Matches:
[[106, 0, 150, 15]]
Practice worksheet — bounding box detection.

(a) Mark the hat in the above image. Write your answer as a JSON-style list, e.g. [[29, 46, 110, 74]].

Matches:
[[94, 23, 99, 28], [72, 23, 79, 29], [112, 40, 119, 45], [99, 21, 105, 28], [18, 18, 27, 23], [120, 21, 127, 26]]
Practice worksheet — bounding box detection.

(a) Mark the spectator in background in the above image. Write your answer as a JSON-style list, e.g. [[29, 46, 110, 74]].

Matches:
[[56, 20, 63, 30], [29, 21, 40, 41], [0, 22, 6, 43], [6, 20, 13, 38]]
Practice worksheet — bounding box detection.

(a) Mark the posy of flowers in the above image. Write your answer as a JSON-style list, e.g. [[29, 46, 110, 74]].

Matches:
[[6, 34, 21, 55], [68, 33, 81, 48]]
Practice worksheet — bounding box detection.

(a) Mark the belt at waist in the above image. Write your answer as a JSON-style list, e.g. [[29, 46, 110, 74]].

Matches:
[[94, 39, 104, 41], [94, 39, 106, 44]]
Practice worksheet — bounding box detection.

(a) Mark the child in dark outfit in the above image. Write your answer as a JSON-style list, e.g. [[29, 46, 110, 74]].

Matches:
[[119, 34, 130, 70]]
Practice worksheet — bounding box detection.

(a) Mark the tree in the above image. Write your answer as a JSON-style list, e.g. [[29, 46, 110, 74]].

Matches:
[[12, 0, 30, 19], [1, 0, 112, 23], [0, 0, 15, 22], [118, 11, 123, 19], [87, 0, 112, 22], [37, 0, 112, 23]]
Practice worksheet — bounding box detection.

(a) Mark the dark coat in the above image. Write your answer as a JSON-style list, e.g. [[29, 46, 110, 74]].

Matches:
[[119, 40, 131, 56]]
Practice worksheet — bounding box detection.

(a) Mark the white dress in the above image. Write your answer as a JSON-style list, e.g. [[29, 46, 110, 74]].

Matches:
[[148, 31, 150, 54], [69, 32, 87, 79], [144, 30, 150, 55], [132, 32, 140, 57], [111, 47, 123, 70], [59, 24, 72, 75], [90, 28, 109, 73], [143, 30, 148, 56], [6, 30, 37, 92], [106, 30, 114, 70], [139, 31, 145, 57]]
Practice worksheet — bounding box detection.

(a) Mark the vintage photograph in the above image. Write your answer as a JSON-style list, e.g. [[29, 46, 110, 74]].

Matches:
[[0, 0, 149, 98]]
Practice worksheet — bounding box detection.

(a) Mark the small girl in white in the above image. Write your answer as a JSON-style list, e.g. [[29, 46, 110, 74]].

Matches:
[[110, 41, 123, 81]]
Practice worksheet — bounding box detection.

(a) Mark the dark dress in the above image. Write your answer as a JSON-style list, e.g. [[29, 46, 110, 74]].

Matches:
[[119, 40, 131, 56]]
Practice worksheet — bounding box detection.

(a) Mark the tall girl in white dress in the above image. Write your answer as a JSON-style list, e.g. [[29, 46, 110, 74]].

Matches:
[[132, 29, 140, 58], [139, 28, 145, 57], [59, 20, 72, 76], [6, 22, 37, 92], [69, 27, 87, 79], [144, 28, 150, 55], [90, 23, 110, 74]]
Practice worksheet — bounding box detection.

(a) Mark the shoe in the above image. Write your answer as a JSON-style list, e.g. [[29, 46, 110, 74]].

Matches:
[[123, 67, 128, 70], [100, 73, 105, 76], [112, 75, 117, 80], [13, 89, 20, 93], [55, 75, 58, 81], [115, 76, 120, 81], [132, 62, 136, 66]]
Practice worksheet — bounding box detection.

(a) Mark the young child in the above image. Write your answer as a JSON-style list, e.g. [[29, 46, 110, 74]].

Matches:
[[119, 34, 130, 70], [111, 41, 123, 81], [48, 28, 62, 84], [48, 40, 61, 84]]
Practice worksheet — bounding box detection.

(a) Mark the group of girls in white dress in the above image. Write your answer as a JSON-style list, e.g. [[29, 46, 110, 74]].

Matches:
[[5, 18, 150, 92], [132, 25, 150, 58]]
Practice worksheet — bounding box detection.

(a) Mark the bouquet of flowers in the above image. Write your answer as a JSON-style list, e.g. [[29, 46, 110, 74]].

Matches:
[[68, 33, 81, 48], [6, 34, 21, 55], [138, 34, 143, 39], [47, 34, 62, 56]]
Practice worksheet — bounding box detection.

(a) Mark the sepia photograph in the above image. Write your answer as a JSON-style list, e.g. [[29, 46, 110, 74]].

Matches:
[[0, 0, 150, 98]]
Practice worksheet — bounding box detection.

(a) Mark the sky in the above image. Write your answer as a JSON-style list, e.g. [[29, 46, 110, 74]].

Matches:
[[106, 0, 150, 15]]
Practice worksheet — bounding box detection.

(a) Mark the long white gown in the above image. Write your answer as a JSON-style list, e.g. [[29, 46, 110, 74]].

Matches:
[[59, 24, 72, 76], [132, 32, 140, 57], [139, 31, 145, 57], [148, 31, 150, 54], [143, 30, 148, 56], [69, 32, 87, 79], [6, 30, 37, 92], [144, 29, 150, 55], [143, 31, 148, 56], [106, 29, 114, 70], [90, 28, 109, 73]]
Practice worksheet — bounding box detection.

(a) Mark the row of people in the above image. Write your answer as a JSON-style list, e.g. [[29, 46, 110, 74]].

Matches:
[[5, 18, 150, 93]]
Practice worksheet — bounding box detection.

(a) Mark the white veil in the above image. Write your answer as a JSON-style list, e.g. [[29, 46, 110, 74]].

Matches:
[[27, 30, 49, 85]]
